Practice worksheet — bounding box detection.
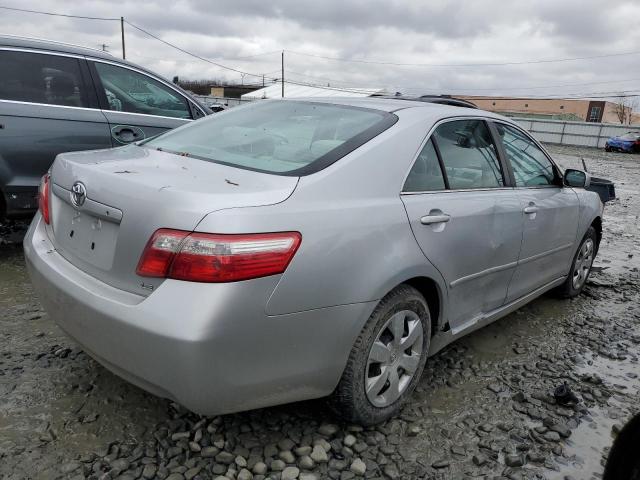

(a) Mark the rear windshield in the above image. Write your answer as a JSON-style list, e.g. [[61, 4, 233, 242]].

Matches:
[[143, 100, 397, 175]]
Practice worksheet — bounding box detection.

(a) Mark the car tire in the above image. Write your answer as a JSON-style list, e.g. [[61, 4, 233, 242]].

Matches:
[[329, 284, 431, 425], [555, 226, 598, 298], [605, 146, 612, 152]]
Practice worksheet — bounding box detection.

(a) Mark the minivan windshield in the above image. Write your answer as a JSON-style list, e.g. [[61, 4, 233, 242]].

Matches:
[[144, 100, 396, 175]]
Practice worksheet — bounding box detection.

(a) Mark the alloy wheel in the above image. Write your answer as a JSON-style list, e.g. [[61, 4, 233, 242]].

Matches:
[[572, 238, 595, 290]]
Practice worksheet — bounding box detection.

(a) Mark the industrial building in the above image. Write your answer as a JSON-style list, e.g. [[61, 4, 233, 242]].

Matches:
[[457, 96, 637, 124]]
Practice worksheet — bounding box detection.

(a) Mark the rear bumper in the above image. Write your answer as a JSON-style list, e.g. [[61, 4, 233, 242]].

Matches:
[[24, 214, 374, 415]]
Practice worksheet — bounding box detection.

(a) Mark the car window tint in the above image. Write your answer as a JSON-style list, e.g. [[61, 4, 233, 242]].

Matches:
[[145, 100, 391, 175], [94, 62, 191, 119], [433, 120, 504, 189], [403, 139, 446, 192], [0, 50, 88, 107], [496, 124, 556, 187]]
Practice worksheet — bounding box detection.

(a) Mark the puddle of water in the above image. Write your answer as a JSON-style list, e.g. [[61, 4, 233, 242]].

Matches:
[[554, 405, 617, 479]]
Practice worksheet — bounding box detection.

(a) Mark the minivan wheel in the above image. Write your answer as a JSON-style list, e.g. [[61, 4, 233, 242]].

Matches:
[[555, 226, 598, 298], [330, 285, 431, 425]]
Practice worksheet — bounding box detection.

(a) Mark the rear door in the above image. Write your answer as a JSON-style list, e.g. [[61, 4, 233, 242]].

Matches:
[[87, 59, 197, 145], [401, 118, 523, 332], [0, 48, 110, 214], [492, 122, 580, 301]]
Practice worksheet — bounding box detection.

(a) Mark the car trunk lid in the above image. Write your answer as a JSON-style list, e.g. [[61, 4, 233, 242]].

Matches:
[[48, 145, 298, 295]]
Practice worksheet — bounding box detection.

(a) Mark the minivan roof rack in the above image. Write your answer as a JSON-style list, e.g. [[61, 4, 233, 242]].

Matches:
[[0, 34, 112, 55]]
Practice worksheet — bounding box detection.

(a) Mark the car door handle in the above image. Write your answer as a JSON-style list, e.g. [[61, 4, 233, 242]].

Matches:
[[420, 213, 451, 225], [112, 126, 143, 143], [524, 206, 538, 214]]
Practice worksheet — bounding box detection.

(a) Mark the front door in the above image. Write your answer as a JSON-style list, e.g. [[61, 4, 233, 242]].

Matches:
[[491, 122, 580, 301], [88, 60, 193, 145], [401, 119, 523, 332]]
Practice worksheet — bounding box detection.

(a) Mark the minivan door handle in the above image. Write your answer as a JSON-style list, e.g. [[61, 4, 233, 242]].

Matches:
[[523, 205, 538, 214], [420, 212, 451, 225]]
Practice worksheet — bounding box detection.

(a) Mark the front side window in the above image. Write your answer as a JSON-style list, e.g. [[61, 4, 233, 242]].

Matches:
[[145, 100, 395, 175], [0, 50, 88, 107], [93, 62, 190, 119], [496, 123, 557, 187], [403, 139, 446, 192], [433, 119, 504, 189]]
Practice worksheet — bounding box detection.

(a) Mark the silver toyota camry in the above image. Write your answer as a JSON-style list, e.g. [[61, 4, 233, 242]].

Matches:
[[24, 97, 603, 425]]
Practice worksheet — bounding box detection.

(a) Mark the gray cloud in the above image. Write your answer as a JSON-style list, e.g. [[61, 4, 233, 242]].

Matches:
[[1, 0, 639, 98]]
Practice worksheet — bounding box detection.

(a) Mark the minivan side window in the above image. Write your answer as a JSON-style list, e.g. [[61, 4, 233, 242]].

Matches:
[[0, 50, 89, 108], [93, 62, 191, 119], [433, 119, 504, 189], [403, 139, 446, 192], [496, 124, 557, 187]]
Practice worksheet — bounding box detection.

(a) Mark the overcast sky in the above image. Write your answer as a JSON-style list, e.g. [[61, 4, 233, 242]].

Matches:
[[1, 0, 639, 98]]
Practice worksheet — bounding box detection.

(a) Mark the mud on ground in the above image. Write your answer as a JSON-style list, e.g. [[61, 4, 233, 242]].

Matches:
[[0, 144, 638, 480]]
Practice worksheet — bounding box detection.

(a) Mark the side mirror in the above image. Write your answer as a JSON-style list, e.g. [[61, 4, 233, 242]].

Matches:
[[564, 169, 591, 188]]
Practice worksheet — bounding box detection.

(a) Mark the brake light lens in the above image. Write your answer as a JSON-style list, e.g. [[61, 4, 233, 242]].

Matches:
[[136, 229, 302, 283], [38, 173, 51, 224]]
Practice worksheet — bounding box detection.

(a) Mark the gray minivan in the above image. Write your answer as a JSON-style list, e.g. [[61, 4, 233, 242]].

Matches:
[[0, 35, 209, 217]]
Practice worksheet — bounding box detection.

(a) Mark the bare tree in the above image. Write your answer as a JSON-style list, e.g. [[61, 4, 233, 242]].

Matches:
[[628, 97, 639, 125], [612, 95, 637, 124]]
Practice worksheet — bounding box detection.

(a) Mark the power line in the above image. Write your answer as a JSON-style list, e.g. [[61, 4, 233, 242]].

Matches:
[[124, 20, 267, 80], [285, 48, 640, 68], [0, 5, 119, 20]]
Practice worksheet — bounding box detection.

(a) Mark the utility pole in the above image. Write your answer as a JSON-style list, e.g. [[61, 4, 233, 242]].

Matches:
[[101, 44, 109, 52], [262, 74, 265, 87], [120, 17, 126, 60], [281, 50, 284, 98]]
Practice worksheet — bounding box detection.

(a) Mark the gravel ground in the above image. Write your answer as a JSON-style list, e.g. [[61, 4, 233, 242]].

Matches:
[[0, 144, 638, 480]]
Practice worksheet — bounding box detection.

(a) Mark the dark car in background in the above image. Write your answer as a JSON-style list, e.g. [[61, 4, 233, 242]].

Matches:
[[0, 35, 210, 218], [605, 132, 640, 153]]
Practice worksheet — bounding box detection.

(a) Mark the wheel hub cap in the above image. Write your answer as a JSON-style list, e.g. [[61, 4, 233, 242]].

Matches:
[[365, 310, 423, 408]]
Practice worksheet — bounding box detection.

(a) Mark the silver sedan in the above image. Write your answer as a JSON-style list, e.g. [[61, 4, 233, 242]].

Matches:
[[24, 97, 603, 424]]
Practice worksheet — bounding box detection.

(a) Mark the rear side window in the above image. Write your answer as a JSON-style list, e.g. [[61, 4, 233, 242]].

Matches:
[[145, 100, 396, 175], [433, 120, 504, 189], [403, 139, 446, 192], [495, 123, 556, 187], [93, 62, 191, 119], [0, 50, 89, 107]]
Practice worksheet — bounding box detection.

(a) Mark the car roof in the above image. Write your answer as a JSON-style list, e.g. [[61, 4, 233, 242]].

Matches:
[[279, 96, 501, 118], [0, 34, 116, 61]]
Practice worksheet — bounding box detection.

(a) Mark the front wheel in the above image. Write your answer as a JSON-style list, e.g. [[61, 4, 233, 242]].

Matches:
[[555, 226, 598, 298], [329, 285, 431, 425]]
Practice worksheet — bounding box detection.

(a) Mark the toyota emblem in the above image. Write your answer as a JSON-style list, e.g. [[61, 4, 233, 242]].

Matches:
[[70, 181, 87, 208]]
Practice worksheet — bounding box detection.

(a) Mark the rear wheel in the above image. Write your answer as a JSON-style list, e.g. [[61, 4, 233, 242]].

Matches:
[[555, 226, 597, 298], [330, 285, 430, 425], [605, 145, 612, 152]]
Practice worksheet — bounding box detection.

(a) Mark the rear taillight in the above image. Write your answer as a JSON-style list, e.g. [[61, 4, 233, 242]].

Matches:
[[38, 173, 51, 224], [136, 229, 302, 283]]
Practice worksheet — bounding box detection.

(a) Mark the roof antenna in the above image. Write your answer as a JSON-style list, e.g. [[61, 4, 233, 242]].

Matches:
[[581, 157, 588, 172]]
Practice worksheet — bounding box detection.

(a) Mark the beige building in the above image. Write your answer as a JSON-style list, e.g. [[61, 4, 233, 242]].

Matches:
[[457, 96, 634, 124]]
